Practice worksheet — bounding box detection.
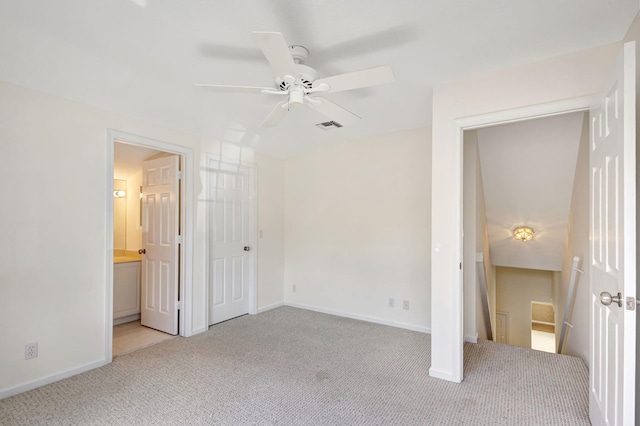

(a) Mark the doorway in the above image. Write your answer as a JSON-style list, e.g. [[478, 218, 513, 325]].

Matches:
[[531, 301, 556, 353], [112, 142, 177, 355], [495, 311, 509, 343], [106, 130, 194, 361], [462, 110, 587, 355], [434, 42, 635, 423]]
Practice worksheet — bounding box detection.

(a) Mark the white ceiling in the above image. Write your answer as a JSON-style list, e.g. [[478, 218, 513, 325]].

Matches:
[[114, 142, 163, 179], [0, 1, 636, 158], [476, 112, 586, 272]]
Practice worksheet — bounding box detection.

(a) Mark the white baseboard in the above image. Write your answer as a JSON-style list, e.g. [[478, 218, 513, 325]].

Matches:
[[189, 326, 209, 336], [284, 301, 430, 334], [0, 359, 107, 400], [257, 301, 284, 314], [465, 334, 478, 343], [113, 314, 140, 326], [429, 367, 461, 383]]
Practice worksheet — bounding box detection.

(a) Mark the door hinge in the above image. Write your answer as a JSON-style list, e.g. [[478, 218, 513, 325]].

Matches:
[[177, 301, 182, 310], [177, 171, 183, 179], [176, 235, 183, 244]]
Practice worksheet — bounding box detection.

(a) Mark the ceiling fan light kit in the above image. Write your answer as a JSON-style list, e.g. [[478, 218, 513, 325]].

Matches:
[[195, 31, 394, 128], [288, 86, 305, 107]]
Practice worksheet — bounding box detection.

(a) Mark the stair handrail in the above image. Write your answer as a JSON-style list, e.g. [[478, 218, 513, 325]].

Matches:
[[557, 256, 583, 354]]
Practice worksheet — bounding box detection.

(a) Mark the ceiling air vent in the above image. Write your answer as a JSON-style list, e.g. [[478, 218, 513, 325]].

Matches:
[[315, 120, 343, 130]]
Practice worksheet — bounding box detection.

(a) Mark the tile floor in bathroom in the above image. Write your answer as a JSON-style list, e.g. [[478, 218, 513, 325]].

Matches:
[[112, 320, 176, 358]]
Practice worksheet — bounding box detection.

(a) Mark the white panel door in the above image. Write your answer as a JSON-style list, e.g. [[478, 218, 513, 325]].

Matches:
[[141, 155, 179, 335], [589, 42, 635, 426], [208, 159, 255, 325]]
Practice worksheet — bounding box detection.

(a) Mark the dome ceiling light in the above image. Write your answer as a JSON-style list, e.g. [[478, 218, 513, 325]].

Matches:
[[513, 226, 534, 242]]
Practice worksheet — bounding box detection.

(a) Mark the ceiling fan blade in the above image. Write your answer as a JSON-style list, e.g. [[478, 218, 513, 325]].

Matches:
[[252, 31, 299, 79], [194, 84, 275, 94], [312, 65, 394, 93], [261, 101, 289, 128], [307, 97, 360, 126]]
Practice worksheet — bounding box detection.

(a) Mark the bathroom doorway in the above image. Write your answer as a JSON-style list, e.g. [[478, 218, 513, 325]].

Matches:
[[107, 130, 194, 360], [112, 320, 175, 357], [113, 142, 175, 356]]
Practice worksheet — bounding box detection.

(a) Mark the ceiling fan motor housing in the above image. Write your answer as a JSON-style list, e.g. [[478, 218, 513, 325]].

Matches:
[[289, 45, 309, 64], [276, 63, 318, 90]]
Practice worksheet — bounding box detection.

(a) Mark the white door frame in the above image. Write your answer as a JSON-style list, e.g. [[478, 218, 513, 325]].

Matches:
[[205, 154, 258, 325], [451, 96, 592, 381], [106, 129, 194, 362]]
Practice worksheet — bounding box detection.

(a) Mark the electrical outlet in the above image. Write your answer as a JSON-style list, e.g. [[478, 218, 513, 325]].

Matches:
[[388, 298, 395, 308], [292, 284, 297, 293], [403, 300, 410, 310], [25, 342, 38, 360]]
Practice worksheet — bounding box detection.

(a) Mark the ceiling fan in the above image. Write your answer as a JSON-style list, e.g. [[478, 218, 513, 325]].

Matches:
[[195, 31, 395, 128]]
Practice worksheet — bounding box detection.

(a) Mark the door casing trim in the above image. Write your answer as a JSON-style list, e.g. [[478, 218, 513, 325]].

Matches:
[[435, 95, 592, 382], [106, 129, 195, 363]]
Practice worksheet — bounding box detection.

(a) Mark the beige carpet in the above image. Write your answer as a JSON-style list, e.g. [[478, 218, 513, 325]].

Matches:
[[0, 307, 589, 425]]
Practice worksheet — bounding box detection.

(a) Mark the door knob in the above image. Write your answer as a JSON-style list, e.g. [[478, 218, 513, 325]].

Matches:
[[600, 291, 622, 307], [243, 246, 250, 252], [138, 248, 146, 254]]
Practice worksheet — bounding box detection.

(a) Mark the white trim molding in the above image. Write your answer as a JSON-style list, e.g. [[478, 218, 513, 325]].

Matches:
[[465, 334, 479, 344], [285, 302, 431, 334], [0, 360, 107, 400], [428, 367, 459, 383], [257, 302, 285, 314], [455, 96, 592, 131]]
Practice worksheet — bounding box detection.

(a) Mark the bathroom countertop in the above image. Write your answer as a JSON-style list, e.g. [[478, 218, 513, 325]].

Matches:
[[114, 256, 141, 264]]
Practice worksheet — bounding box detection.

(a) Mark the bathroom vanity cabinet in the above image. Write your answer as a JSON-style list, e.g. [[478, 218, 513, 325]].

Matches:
[[113, 261, 141, 320]]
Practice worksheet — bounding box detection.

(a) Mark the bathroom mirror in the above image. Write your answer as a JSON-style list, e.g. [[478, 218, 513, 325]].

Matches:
[[113, 179, 127, 251]]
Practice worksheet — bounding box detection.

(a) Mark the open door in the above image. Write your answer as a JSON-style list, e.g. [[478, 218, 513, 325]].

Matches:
[[141, 155, 180, 335], [589, 41, 636, 426]]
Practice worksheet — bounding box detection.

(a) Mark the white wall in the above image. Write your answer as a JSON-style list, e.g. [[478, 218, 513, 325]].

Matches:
[[125, 170, 142, 252], [462, 131, 478, 341], [430, 41, 622, 381], [477, 142, 497, 342], [474, 137, 494, 342], [112, 179, 127, 250], [255, 153, 285, 311], [0, 80, 285, 397], [551, 270, 561, 347], [463, 130, 493, 342], [283, 127, 431, 332], [556, 112, 590, 363], [496, 267, 553, 349], [113, 157, 143, 253]]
